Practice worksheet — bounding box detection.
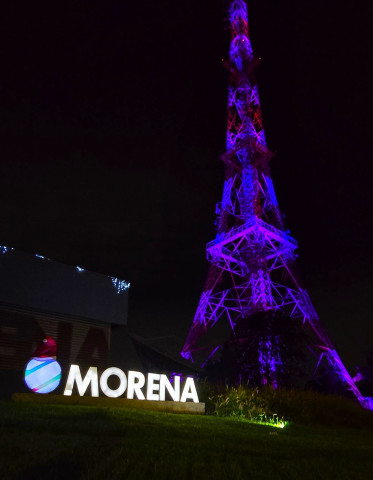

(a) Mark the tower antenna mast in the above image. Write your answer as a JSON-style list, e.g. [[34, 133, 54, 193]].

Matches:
[[181, 0, 371, 409]]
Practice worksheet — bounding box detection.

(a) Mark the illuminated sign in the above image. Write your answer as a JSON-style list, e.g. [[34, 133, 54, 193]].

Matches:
[[24, 337, 199, 403], [63, 365, 199, 403], [24, 358, 62, 393], [24, 336, 61, 393]]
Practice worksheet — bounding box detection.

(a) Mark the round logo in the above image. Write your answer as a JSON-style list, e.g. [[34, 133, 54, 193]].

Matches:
[[24, 358, 62, 394]]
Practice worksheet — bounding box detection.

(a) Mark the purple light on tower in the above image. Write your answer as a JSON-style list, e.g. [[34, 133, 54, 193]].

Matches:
[[181, 0, 371, 410]]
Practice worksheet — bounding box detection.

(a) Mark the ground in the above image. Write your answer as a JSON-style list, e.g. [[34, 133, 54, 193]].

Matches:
[[1, 401, 372, 479]]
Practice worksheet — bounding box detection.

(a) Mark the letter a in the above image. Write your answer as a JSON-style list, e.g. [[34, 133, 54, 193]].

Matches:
[[180, 377, 199, 403]]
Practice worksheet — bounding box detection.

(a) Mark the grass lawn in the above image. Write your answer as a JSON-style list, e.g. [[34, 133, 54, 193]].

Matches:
[[0, 401, 372, 479]]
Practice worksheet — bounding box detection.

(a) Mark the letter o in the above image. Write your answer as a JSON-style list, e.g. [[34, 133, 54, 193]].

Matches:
[[100, 367, 127, 398]]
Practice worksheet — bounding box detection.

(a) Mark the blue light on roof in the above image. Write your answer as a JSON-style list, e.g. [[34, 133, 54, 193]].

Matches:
[[76, 266, 85, 272], [0, 245, 14, 254], [111, 277, 130, 294]]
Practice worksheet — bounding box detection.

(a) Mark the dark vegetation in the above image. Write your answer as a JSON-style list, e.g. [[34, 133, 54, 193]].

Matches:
[[205, 311, 311, 388], [203, 383, 373, 429], [203, 310, 351, 399]]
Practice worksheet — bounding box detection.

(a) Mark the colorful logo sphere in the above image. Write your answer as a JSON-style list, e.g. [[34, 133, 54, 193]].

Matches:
[[24, 358, 62, 394]]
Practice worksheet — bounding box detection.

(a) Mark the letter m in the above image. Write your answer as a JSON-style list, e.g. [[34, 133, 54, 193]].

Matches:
[[63, 365, 99, 397]]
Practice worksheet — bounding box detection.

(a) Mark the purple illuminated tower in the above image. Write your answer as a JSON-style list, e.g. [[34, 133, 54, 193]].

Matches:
[[181, 0, 371, 409]]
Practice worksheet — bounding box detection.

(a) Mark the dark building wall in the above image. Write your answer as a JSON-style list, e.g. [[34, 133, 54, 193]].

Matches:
[[0, 248, 196, 398], [0, 248, 129, 325], [0, 248, 135, 398], [0, 306, 146, 399], [0, 306, 111, 398], [110, 325, 143, 372]]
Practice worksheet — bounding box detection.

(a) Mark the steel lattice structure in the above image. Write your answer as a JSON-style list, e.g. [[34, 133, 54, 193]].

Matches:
[[181, 0, 372, 410]]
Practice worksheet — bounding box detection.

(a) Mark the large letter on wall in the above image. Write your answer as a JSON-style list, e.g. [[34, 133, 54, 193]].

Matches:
[[100, 367, 127, 398], [180, 377, 199, 403], [146, 373, 160, 401], [63, 364, 99, 397], [127, 370, 145, 400], [159, 375, 180, 401]]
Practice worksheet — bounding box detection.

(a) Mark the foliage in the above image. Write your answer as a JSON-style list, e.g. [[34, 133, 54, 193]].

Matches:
[[202, 383, 373, 429], [205, 311, 312, 389]]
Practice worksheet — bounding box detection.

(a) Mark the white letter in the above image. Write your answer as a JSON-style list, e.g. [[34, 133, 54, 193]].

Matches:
[[180, 377, 199, 403], [63, 365, 99, 397], [100, 367, 127, 398], [159, 375, 180, 401], [146, 373, 160, 400], [127, 370, 145, 400]]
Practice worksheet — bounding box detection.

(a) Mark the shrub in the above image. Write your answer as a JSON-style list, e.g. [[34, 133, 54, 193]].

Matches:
[[203, 383, 373, 429]]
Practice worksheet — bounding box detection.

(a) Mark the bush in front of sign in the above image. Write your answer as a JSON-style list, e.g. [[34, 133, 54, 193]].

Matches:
[[206, 384, 373, 429]]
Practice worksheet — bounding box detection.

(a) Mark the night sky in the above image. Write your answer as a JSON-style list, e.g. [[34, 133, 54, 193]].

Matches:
[[1, 0, 372, 370]]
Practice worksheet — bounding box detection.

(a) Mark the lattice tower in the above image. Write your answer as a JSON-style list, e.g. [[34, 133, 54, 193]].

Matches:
[[181, 0, 371, 410]]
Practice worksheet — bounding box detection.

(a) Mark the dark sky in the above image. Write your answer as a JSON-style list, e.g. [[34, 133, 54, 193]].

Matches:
[[1, 0, 372, 370]]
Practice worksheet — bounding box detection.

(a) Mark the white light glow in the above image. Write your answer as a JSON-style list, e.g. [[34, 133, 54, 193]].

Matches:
[[99, 367, 127, 398], [60, 365, 199, 403], [24, 358, 61, 394], [127, 370, 145, 400], [63, 365, 99, 397], [159, 374, 180, 401], [146, 373, 160, 401], [111, 277, 131, 294], [180, 377, 199, 403]]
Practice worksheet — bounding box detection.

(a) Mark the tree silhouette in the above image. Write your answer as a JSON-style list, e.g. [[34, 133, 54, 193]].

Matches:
[[206, 310, 311, 388]]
